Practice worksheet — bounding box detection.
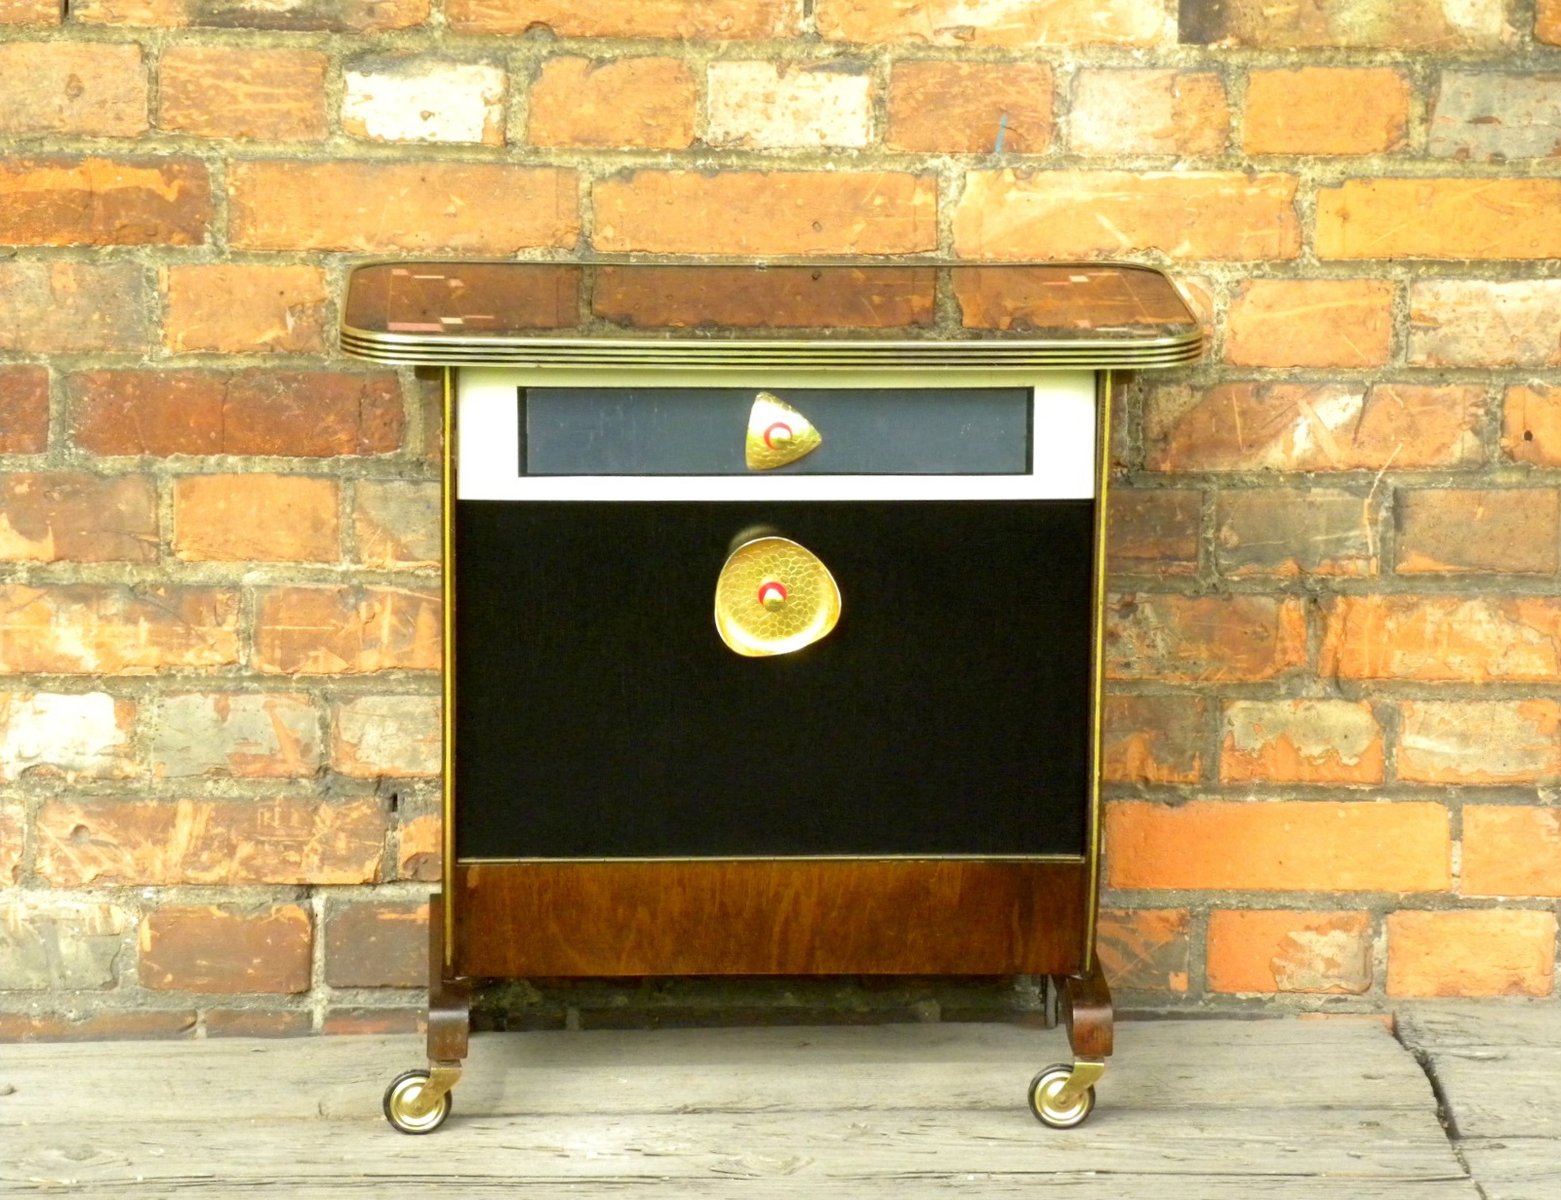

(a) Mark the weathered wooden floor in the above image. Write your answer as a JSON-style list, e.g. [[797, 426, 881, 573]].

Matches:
[[1, 1008, 1554, 1198]]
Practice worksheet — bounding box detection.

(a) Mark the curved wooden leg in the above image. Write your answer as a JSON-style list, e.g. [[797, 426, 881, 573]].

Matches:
[[1029, 962, 1113, 1129], [1062, 959, 1113, 1062], [383, 893, 470, 1133]]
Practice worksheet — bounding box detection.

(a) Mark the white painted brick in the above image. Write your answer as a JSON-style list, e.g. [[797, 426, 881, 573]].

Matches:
[[149, 693, 322, 779], [0, 692, 135, 782], [331, 695, 441, 778], [706, 61, 872, 148], [342, 59, 506, 145], [0, 900, 130, 991]]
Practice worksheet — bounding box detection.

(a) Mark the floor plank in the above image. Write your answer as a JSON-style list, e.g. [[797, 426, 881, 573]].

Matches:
[[1397, 1002, 1561, 1200], [0, 1019, 1479, 1200]]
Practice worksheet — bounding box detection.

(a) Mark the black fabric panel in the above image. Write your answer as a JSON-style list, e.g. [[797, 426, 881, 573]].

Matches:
[[454, 501, 1095, 860]]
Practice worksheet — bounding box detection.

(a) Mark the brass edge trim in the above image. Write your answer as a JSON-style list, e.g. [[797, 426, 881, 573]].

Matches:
[[1082, 370, 1113, 974], [340, 327, 1205, 368], [343, 348, 1205, 367], [441, 366, 457, 970], [344, 349, 1203, 371], [454, 854, 1090, 866]]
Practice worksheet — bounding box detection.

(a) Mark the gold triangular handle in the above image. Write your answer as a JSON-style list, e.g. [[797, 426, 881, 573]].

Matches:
[[746, 392, 822, 471], [715, 536, 841, 657]]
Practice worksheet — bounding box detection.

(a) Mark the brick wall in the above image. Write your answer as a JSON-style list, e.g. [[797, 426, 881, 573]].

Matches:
[[0, 0, 1558, 1036]]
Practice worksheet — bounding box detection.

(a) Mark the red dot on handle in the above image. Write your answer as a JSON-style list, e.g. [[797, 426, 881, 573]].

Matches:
[[763, 422, 793, 449]]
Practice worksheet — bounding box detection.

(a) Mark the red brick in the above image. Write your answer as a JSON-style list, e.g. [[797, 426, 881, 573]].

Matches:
[[0, 157, 210, 246], [0, 584, 239, 673], [253, 586, 440, 675], [0, 261, 151, 354], [0, 804, 21, 885], [0, 367, 48, 453], [1215, 489, 1376, 577], [1102, 693, 1208, 785], [953, 170, 1299, 261], [1505, 386, 1561, 465], [1224, 280, 1393, 368], [0, 0, 59, 23], [1244, 68, 1409, 155], [1387, 910, 1555, 997], [449, 0, 797, 37], [163, 264, 328, 354], [148, 692, 322, 779], [1318, 178, 1561, 260], [887, 62, 1052, 154], [1396, 489, 1560, 575], [331, 695, 441, 777], [0, 692, 136, 782], [323, 1007, 422, 1034], [1220, 699, 1383, 785], [1107, 799, 1451, 892], [324, 900, 427, 987], [1543, 0, 1561, 45], [397, 813, 441, 882], [1095, 909, 1189, 992], [1068, 69, 1227, 156], [529, 57, 696, 150], [816, 0, 1165, 45], [159, 46, 327, 141], [204, 1009, 311, 1037], [1463, 807, 1561, 897], [1105, 593, 1308, 682], [0, 42, 146, 136], [229, 161, 578, 254], [1207, 911, 1372, 994], [173, 474, 339, 563], [1398, 701, 1561, 785], [1146, 382, 1488, 472], [69, 369, 403, 457], [36, 797, 385, 886], [0, 473, 156, 562], [1323, 596, 1561, 683], [1107, 488, 1200, 577], [1180, 0, 1513, 48], [1410, 280, 1561, 368], [593, 170, 936, 256], [0, 1011, 195, 1042], [140, 905, 312, 994]]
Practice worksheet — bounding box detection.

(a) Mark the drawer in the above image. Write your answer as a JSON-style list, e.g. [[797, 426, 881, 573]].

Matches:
[[455, 367, 1099, 501]]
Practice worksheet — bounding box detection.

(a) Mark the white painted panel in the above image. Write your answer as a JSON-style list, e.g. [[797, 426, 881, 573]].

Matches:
[[456, 367, 1098, 502]]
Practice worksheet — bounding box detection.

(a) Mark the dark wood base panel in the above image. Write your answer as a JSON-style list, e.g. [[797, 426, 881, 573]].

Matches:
[[452, 859, 1089, 978]]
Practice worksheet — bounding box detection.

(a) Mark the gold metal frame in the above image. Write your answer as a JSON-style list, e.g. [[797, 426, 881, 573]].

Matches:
[[441, 366, 458, 967], [438, 364, 1116, 971]]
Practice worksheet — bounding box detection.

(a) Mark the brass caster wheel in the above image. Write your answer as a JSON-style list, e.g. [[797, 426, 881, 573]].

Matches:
[[383, 1069, 453, 1135], [1028, 1064, 1096, 1130]]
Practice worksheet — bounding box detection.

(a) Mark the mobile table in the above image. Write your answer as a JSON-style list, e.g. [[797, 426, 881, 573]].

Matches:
[[340, 261, 1203, 1132]]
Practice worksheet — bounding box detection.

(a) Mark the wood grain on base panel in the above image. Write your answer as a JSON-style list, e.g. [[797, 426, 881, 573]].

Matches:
[[452, 860, 1089, 977]]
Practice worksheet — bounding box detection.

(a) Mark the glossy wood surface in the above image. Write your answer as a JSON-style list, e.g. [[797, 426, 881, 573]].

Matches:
[[1062, 962, 1114, 1059], [342, 261, 1201, 357], [452, 860, 1089, 978]]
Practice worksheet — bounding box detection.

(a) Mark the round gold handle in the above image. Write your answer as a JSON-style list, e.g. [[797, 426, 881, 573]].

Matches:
[[714, 537, 841, 657]]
